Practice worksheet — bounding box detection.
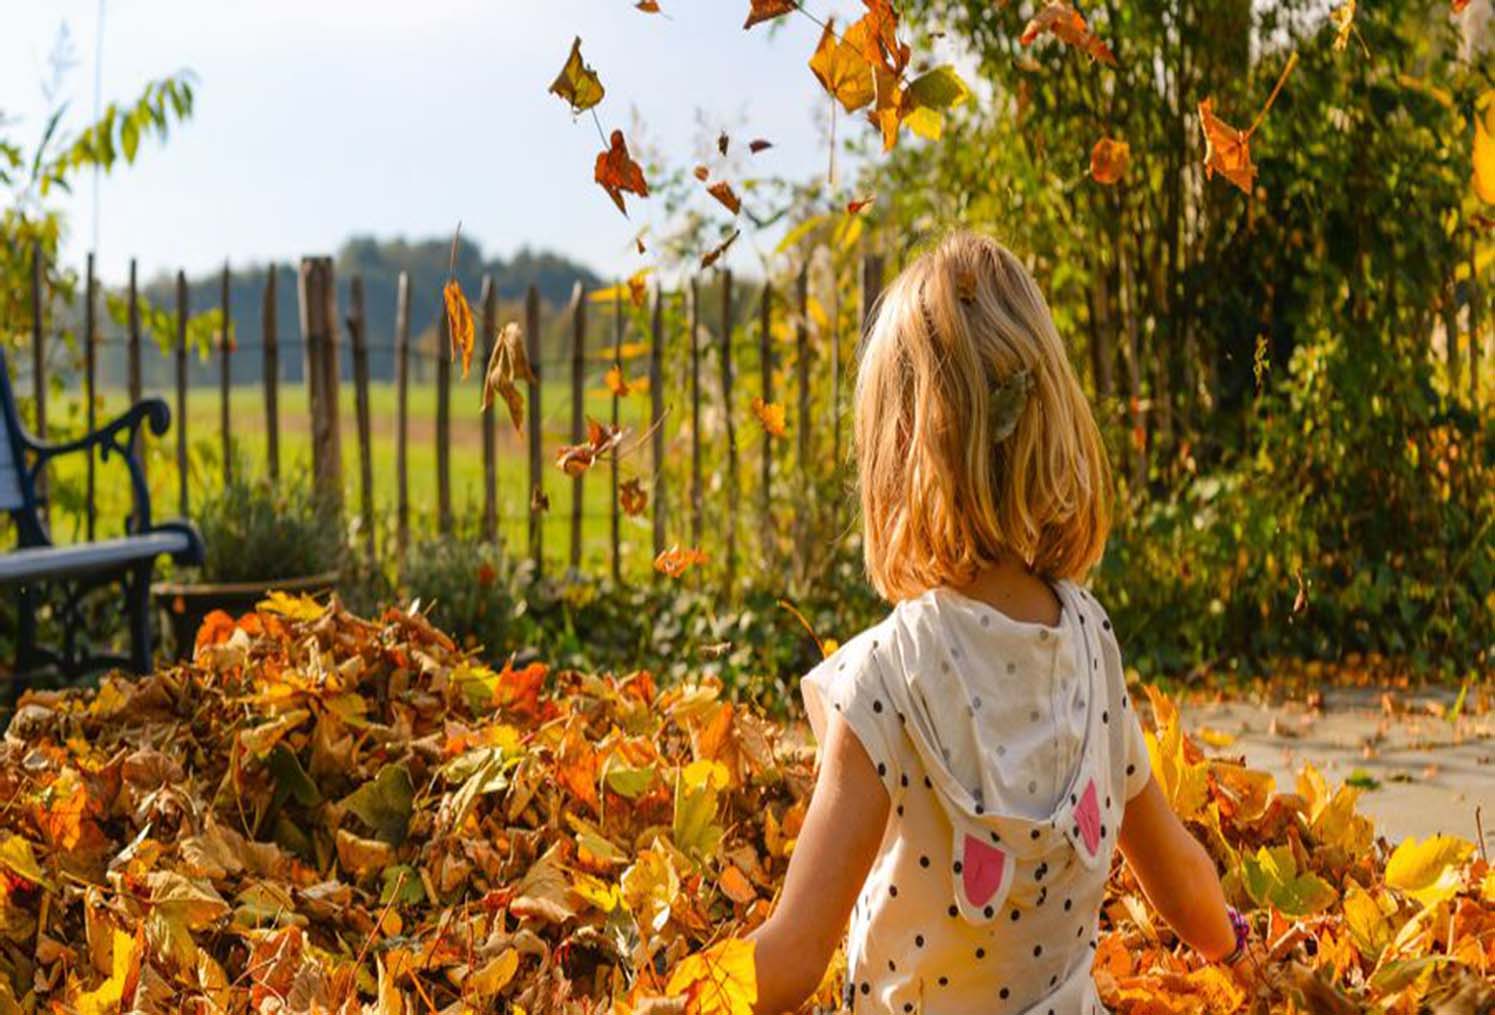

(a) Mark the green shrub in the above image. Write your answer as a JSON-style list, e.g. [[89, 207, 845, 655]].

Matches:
[[195, 470, 344, 584]]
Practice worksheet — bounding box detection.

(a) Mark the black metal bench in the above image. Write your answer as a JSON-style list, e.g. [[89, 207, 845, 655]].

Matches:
[[1, 346, 202, 683]]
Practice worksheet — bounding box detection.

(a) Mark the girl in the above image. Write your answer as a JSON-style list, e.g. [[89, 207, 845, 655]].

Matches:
[[747, 232, 1249, 1015]]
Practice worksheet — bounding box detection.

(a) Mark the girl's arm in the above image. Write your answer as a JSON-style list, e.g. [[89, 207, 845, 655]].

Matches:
[[1116, 776, 1237, 960], [749, 714, 890, 1015]]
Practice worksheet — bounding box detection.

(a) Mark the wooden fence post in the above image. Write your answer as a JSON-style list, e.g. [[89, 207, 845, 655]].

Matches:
[[650, 285, 666, 560], [175, 271, 189, 517], [719, 268, 738, 595], [394, 272, 411, 560], [795, 264, 811, 564], [570, 282, 586, 570], [83, 252, 97, 540], [861, 252, 884, 340], [298, 257, 343, 508], [689, 278, 702, 548], [1471, 238, 1483, 411], [758, 282, 773, 562], [29, 243, 46, 520], [348, 275, 375, 559], [481, 275, 500, 541], [127, 259, 144, 496], [525, 284, 543, 574], [220, 262, 232, 485], [436, 305, 452, 536], [262, 266, 280, 481], [610, 283, 623, 583], [480, 276, 498, 543]]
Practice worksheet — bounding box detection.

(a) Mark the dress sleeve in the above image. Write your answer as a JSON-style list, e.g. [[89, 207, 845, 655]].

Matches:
[[800, 634, 905, 799], [1093, 601, 1153, 801]]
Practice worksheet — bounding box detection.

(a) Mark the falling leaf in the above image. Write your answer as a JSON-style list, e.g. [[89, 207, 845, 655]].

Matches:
[[557, 417, 626, 477], [531, 485, 550, 513], [636, 0, 662, 11], [693, 165, 711, 182], [748, 138, 773, 153], [482, 322, 537, 433], [717, 130, 730, 156], [1090, 137, 1130, 184], [1020, 2, 1116, 66], [708, 180, 742, 215], [445, 278, 476, 378], [596, 130, 650, 217], [899, 65, 971, 143], [605, 364, 632, 397], [655, 545, 709, 578], [549, 37, 605, 114], [1474, 91, 1495, 204], [1198, 98, 1256, 195], [743, 0, 796, 30], [1330, 1, 1356, 52], [701, 230, 740, 269], [637, 234, 648, 254], [809, 18, 875, 113], [750, 397, 787, 437], [620, 478, 648, 516], [628, 269, 650, 307], [666, 939, 758, 1015], [846, 194, 876, 215]]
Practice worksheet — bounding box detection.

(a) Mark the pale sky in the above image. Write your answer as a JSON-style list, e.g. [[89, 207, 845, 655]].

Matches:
[[1, 0, 885, 284]]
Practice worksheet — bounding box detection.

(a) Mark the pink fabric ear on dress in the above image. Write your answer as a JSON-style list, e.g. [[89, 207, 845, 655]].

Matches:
[[961, 835, 1007, 906], [1075, 780, 1101, 855]]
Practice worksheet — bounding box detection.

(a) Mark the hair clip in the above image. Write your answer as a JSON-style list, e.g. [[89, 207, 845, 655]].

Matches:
[[990, 368, 1033, 443]]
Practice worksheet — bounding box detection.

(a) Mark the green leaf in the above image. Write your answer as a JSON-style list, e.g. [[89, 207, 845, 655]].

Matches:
[[340, 764, 414, 846], [906, 65, 970, 111], [380, 864, 428, 906], [672, 768, 723, 863], [604, 763, 656, 799], [1240, 845, 1336, 916], [268, 744, 322, 807]]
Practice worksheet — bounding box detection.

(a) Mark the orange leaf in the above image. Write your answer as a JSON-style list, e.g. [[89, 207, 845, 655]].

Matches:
[[444, 279, 475, 379], [809, 18, 875, 113], [694, 165, 711, 182], [743, 0, 796, 30], [701, 230, 740, 269], [627, 270, 650, 308], [1090, 137, 1130, 185], [605, 364, 632, 397], [720, 864, 757, 904], [1198, 98, 1256, 195], [748, 138, 773, 153], [637, 0, 662, 11], [556, 416, 626, 476], [654, 545, 709, 578], [620, 478, 648, 517], [481, 322, 537, 433], [549, 37, 605, 114], [1020, 2, 1116, 66], [708, 180, 742, 215], [750, 397, 787, 438], [595, 130, 650, 217]]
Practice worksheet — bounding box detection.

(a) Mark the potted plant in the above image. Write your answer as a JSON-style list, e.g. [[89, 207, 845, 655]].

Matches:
[[153, 471, 345, 655]]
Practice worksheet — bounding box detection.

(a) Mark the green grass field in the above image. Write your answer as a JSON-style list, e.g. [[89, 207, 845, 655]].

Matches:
[[42, 374, 727, 578]]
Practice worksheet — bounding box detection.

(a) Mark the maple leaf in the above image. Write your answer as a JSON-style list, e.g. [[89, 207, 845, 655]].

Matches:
[[1020, 2, 1116, 66], [809, 18, 875, 113], [549, 37, 605, 114], [596, 130, 650, 217], [707, 180, 742, 215], [701, 230, 740, 269], [750, 397, 787, 437], [655, 545, 709, 578], [748, 138, 773, 153], [620, 478, 648, 516], [743, 0, 796, 30], [444, 278, 476, 378], [1199, 52, 1298, 197], [1090, 137, 1130, 185], [666, 939, 757, 1015], [481, 322, 537, 433]]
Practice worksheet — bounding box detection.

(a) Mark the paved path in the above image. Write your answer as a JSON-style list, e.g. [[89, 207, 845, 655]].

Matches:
[[1179, 685, 1493, 849]]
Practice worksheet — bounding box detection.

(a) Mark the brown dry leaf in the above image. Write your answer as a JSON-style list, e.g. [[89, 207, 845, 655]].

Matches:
[[750, 397, 787, 438], [717, 131, 730, 156], [1019, 2, 1116, 66], [809, 18, 875, 113], [654, 545, 709, 578], [708, 180, 742, 215], [743, 0, 796, 30], [444, 279, 476, 379], [1090, 138, 1130, 185], [481, 322, 536, 433], [556, 417, 626, 477], [748, 138, 773, 153], [549, 37, 605, 114], [637, 0, 662, 12], [1198, 99, 1256, 195], [701, 230, 741, 269], [596, 130, 650, 217], [531, 484, 550, 513], [620, 478, 648, 517]]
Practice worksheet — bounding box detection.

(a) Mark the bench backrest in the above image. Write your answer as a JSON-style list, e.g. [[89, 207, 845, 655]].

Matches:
[[0, 416, 21, 512]]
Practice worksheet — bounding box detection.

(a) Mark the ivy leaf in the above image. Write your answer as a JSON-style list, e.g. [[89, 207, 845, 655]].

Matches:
[[549, 37, 605, 114]]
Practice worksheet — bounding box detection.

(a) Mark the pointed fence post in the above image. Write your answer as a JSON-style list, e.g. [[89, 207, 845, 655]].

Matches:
[[436, 306, 452, 536], [220, 262, 233, 484], [394, 272, 411, 560], [719, 268, 738, 595], [525, 284, 544, 574], [795, 264, 811, 564], [175, 271, 190, 517], [650, 285, 666, 561], [348, 275, 375, 559], [758, 282, 774, 562], [480, 276, 498, 543], [30, 243, 47, 522], [689, 278, 703, 548], [610, 283, 623, 583], [569, 282, 587, 570], [298, 257, 343, 509], [262, 266, 280, 480], [127, 259, 145, 498]]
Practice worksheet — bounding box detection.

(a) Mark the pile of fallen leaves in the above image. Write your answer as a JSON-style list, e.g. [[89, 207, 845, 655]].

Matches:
[[0, 596, 1489, 1015]]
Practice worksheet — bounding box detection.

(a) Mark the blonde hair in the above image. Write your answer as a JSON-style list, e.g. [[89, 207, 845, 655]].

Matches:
[[854, 230, 1110, 602]]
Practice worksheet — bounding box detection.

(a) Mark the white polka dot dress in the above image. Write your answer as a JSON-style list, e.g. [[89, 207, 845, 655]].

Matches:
[[801, 582, 1151, 1015]]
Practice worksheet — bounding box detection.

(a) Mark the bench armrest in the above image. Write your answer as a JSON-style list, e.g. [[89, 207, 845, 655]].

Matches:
[[22, 398, 171, 532]]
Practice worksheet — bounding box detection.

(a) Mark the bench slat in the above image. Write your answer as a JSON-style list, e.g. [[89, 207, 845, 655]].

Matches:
[[0, 428, 22, 512], [0, 531, 193, 584]]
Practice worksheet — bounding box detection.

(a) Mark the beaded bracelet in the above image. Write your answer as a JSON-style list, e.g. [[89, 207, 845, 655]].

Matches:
[[1220, 906, 1250, 964]]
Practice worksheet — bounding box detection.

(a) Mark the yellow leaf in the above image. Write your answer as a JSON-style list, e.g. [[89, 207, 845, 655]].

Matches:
[[573, 872, 621, 913], [666, 938, 757, 1015], [620, 847, 680, 934], [465, 948, 520, 1000], [1296, 762, 1374, 853], [0, 834, 48, 888], [1475, 91, 1495, 204], [808, 19, 874, 113], [1384, 834, 1474, 907], [750, 397, 787, 438], [1196, 725, 1236, 749], [257, 590, 326, 621], [1143, 686, 1208, 820], [75, 927, 138, 1015], [674, 766, 724, 861], [549, 37, 605, 114], [445, 278, 476, 379], [1342, 881, 1394, 961]]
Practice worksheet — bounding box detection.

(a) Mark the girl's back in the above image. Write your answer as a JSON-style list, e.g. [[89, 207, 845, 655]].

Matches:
[[804, 582, 1149, 1015]]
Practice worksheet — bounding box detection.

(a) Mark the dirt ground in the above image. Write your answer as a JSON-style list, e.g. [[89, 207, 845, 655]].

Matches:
[[1178, 684, 1493, 850]]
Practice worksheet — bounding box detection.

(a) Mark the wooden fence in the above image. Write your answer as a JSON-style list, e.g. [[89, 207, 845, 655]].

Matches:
[[16, 243, 890, 591]]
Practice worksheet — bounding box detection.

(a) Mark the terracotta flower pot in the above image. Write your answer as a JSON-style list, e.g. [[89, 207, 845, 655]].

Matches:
[[152, 571, 339, 659]]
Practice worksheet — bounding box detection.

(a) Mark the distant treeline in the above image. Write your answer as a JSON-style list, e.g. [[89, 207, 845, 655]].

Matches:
[[96, 234, 602, 389]]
